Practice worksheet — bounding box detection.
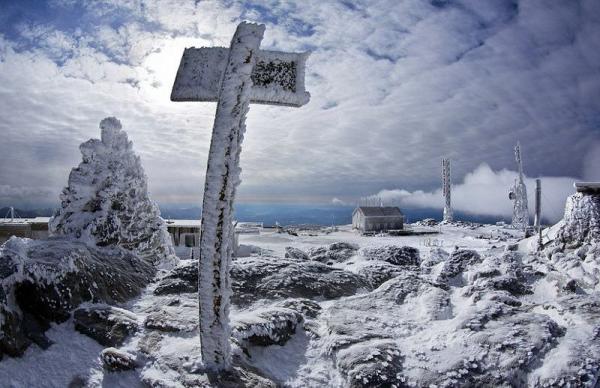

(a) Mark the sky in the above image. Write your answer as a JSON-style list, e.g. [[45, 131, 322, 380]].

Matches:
[[0, 0, 599, 222]]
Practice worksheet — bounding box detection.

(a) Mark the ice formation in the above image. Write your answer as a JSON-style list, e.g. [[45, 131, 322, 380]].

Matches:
[[557, 190, 600, 248], [49, 117, 173, 264], [509, 142, 529, 230]]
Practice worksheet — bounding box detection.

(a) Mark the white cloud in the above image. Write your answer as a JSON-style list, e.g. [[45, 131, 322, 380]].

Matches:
[[0, 0, 599, 208], [331, 197, 347, 206], [369, 163, 576, 223]]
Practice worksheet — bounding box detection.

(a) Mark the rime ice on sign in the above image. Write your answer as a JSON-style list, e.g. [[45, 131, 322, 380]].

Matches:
[[171, 48, 310, 107], [170, 22, 310, 371]]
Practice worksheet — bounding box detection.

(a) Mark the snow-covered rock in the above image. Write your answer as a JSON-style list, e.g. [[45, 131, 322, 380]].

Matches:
[[231, 307, 303, 348], [465, 252, 532, 297], [308, 242, 358, 264], [334, 338, 404, 388], [153, 260, 197, 296], [231, 256, 369, 306], [73, 305, 139, 347], [556, 192, 600, 249], [49, 117, 174, 265], [144, 308, 196, 333], [284, 246, 309, 261], [100, 347, 137, 371], [436, 249, 482, 285], [0, 237, 153, 357], [361, 245, 420, 266], [275, 298, 322, 319], [356, 261, 406, 289], [153, 257, 369, 305]]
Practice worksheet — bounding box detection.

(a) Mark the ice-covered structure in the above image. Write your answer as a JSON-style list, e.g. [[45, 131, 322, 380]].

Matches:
[[509, 142, 529, 230], [442, 158, 453, 222], [49, 117, 173, 264]]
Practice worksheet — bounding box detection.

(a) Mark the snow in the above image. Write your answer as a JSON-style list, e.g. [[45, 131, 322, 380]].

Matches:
[[2, 220, 600, 386]]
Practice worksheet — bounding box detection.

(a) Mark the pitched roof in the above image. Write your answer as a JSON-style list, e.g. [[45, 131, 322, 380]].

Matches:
[[354, 206, 403, 217]]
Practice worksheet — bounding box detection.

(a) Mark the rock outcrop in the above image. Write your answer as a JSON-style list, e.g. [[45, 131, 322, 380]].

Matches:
[[556, 191, 600, 249], [73, 305, 139, 347], [154, 258, 369, 306], [0, 238, 153, 357]]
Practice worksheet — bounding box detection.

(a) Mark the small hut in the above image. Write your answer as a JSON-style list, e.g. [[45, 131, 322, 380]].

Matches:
[[352, 206, 404, 232]]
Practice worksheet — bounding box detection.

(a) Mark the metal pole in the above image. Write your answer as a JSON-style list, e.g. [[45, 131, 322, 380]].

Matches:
[[535, 179, 542, 250]]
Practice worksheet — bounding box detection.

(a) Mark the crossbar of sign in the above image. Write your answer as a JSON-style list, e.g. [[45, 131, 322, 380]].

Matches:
[[171, 47, 310, 107]]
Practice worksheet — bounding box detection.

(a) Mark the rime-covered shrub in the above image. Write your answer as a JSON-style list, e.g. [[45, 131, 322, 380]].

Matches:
[[49, 117, 173, 263]]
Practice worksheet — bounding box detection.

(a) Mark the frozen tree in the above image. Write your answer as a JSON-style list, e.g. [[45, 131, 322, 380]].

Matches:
[[49, 117, 174, 264], [509, 142, 529, 230]]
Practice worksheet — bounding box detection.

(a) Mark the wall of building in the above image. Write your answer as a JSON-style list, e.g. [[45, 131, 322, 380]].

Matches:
[[354, 215, 404, 232]]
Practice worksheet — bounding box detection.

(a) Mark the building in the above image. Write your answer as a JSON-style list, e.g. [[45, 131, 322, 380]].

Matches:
[[1, 217, 256, 258], [0, 217, 50, 244], [352, 206, 404, 233]]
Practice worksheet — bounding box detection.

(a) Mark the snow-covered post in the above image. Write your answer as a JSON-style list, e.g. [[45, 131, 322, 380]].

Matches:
[[441, 158, 453, 223], [170, 22, 310, 371]]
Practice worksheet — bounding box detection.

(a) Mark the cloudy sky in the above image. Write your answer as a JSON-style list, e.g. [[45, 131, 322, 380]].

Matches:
[[0, 0, 599, 220]]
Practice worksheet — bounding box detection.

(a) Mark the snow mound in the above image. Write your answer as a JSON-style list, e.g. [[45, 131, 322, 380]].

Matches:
[[49, 117, 174, 265]]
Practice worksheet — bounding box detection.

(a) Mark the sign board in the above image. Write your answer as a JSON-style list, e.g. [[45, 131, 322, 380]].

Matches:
[[171, 47, 310, 107]]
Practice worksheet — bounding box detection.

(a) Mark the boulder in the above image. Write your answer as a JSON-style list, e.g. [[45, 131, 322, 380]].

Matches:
[[361, 245, 420, 266], [73, 305, 139, 347], [275, 298, 322, 319], [231, 257, 369, 306], [556, 192, 600, 248], [144, 309, 196, 333], [308, 242, 358, 264], [356, 261, 405, 289], [154, 257, 369, 305], [100, 347, 137, 371], [0, 237, 154, 357], [284, 247, 309, 261], [153, 260, 197, 295], [465, 252, 532, 297], [436, 249, 482, 285], [231, 307, 303, 348], [335, 338, 404, 388]]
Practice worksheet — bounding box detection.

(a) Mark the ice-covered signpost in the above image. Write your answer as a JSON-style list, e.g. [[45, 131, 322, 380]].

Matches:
[[170, 22, 310, 371]]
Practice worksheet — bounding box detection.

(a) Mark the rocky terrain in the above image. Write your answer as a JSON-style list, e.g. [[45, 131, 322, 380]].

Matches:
[[2, 210, 599, 387], [1, 118, 599, 387]]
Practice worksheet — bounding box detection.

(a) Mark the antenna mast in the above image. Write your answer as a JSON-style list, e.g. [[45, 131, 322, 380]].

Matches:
[[510, 142, 529, 230], [442, 158, 453, 222]]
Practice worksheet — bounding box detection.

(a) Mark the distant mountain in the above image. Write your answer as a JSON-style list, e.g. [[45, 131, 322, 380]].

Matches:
[[0, 204, 513, 226]]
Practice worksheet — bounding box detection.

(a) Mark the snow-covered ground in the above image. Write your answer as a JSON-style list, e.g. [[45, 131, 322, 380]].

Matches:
[[2, 222, 599, 387]]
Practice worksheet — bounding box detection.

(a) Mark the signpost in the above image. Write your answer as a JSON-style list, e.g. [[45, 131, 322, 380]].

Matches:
[[170, 22, 310, 371]]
